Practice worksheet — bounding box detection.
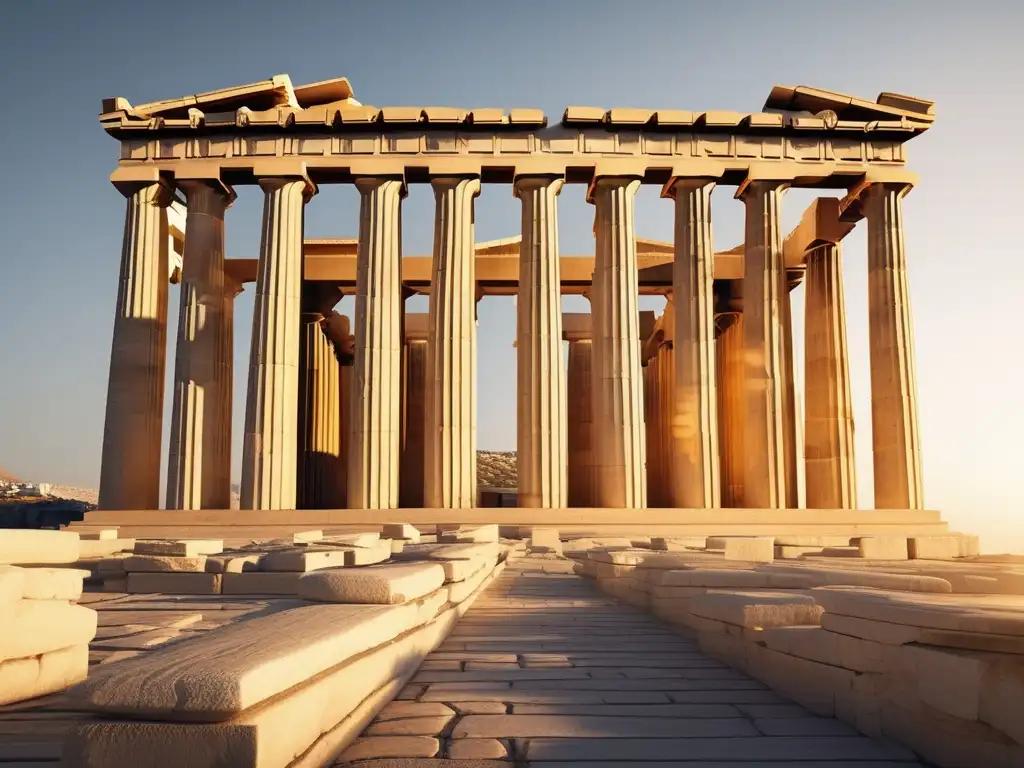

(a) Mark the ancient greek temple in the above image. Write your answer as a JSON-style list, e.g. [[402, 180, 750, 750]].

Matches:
[[95, 74, 934, 515]]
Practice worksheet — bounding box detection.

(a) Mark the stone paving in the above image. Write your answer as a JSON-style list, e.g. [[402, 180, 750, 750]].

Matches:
[[338, 557, 925, 766]]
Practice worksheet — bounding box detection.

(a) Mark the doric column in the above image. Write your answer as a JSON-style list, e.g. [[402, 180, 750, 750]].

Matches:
[[865, 183, 924, 509], [297, 314, 342, 509], [740, 180, 789, 509], [589, 177, 647, 508], [212, 275, 242, 508], [99, 177, 173, 510], [324, 310, 352, 507], [424, 177, 481, 509], [805, 243, 857, 509], [566, 336, 596, 507], [400, 318, 428, 508], [240, 175, 316, 510], [643, 353, 663, 506], [666, 178, 720, 508], [657, 343, 676, 506], [716, 315, 745, 507], [780, 285, 801, 508], [515, 176, 567, 508], [348, 178, 405, 509], [166, 180, 234, 511]]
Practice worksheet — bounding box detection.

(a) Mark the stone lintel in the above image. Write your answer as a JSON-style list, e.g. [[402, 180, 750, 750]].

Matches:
[[838, 168, 919, 222]]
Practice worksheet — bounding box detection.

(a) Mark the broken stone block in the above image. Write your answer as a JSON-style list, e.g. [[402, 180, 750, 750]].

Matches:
[[855, 536, 908, 560], [0, 643, 89, 706], [221, 572, 301, 596], [321, 532, 380, 548], [0, 530, 79, 565], [81, 530, 120, 541], [260, 543, 389, 572], [724, 537, 775, 563], [689, 591, 823, 628], [133, 540, 223, 557], [79, 539, 136, 558], [123, 555, 208, 573], [0, 600, 97, 661], [383, 524, 421, 543], [126, 573, 222, 595], [530, 528, 561, 552], [292, 530, 323, 544], [204, 553, 263, 573], [75, 602, 427, 719], [774, 535, 851, 547], [298, 562, 445, 605], [439, 524, 499, 544], [20, 567, 89, 601]]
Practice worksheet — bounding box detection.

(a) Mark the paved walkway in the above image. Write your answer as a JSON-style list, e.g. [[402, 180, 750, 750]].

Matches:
[[338, 557, 924, 766]]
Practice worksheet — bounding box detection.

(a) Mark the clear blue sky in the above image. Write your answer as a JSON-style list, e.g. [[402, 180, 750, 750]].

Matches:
[[1, 1, 1021, 549]]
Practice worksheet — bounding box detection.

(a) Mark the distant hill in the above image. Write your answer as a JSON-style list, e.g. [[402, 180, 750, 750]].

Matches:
[[0, 465, 20, 483]]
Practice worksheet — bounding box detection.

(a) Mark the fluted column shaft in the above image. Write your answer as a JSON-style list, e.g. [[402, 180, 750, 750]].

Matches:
[[865, 183, 924, 509], [425, 177, 481, 508], [590, 177, 647, 508], [166, 181, 233, 510], [780, 284, 800, 508], [240, 177, 314, 510], [213, 277, 241, 508], [515, 176, 567, 508], [716, 315, 745, 507], [805, 243, 857, 509], [741, 181, 789, 509], [348, 178, 404, 509], [566, 339, 595, 507], [643, 354, 663, 506], [297, 315, 342, 509], [400, 339, 428, 508], [669, 178, 721, 508], [99, 180, 173, 510]]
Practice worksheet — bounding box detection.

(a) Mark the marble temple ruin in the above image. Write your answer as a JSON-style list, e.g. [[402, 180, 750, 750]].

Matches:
[[93, 74, 934, 526], [8, 74, 1024, 768]]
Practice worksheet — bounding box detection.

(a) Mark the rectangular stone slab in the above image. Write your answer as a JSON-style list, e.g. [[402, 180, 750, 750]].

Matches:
[[79, 539, 136, 558], [382, 524, 421, 543], [75, 601, 426, 720], [0, 600, 97, 661], [221, 572, 301, 596], [126, 573, 222, 595], [0, 530, 79, 565], [0, 644, 88, 706], [133, 540, 223, 557], [20, 567, 89, 601], [260, 542, 389, 572], [63, 609, 456, 766], [94, 611, 202, 629], [298, 563, 445, 605]]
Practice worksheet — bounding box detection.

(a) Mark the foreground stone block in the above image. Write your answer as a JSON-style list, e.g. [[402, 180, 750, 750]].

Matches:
[[21, 567, 89, 601], [75, 602, 426, 719], [82, 529, 120, 541], [123, 555, 208, 573], [0, 600, 97, 661], [64, 609, 456, 766], [530, 528, 562, 553], [221, 572, 301, 596], [260, 546, 383, 572], [440, 524, 499, 544], [79, 539, 136, 558], [126, 573, 222, 595], [774, 535, 852, 547], [204, 553, 263, 574], [299, 563, 445, 605], [724, 537, 775, 563], [855, 536, 908, 560], [133, 540, 223, 557], [689, 591, 823, 628], [0, 530, 79, 565], [651, 536, 707, 551], [0, 643, 89, 705], [908, 536, 963, 560]]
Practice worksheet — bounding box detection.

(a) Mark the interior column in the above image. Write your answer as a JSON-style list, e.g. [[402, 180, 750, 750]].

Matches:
[[805, 243, 857, 509], [400, 314, 428, 508], [716, 314, 746, 507]]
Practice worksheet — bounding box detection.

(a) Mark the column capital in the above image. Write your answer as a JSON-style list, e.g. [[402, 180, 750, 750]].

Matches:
[[512, 174, 564, 198], [258, 175, 317, 200], [586, 174, 641, 204], [354, 175, 408, 198], [735, 176, 790, 201], [839, 171, 917, 222], [176, 177, 236, 207], [110, 167, 175, 205], [661, 176, 717, 199], [300, 311, 326, 325], [430, 175, 481, 197]]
